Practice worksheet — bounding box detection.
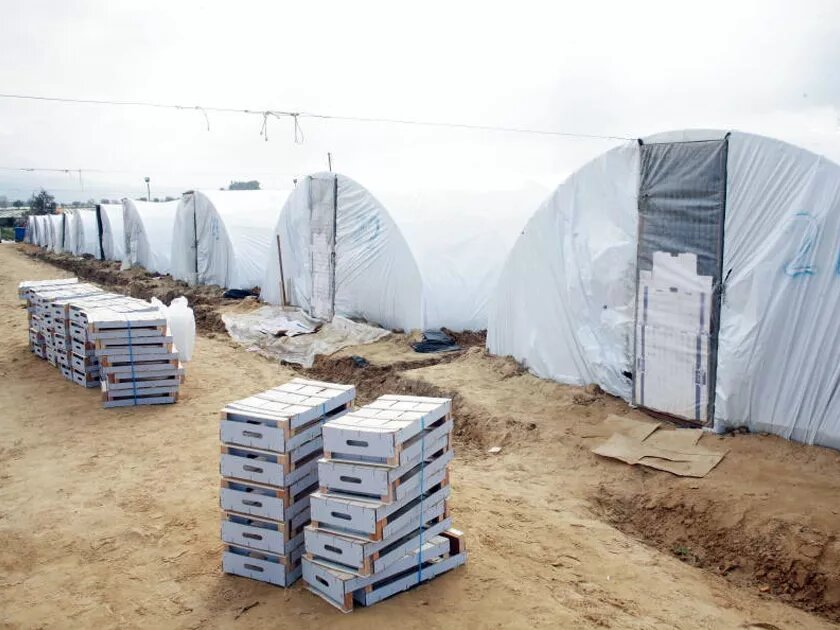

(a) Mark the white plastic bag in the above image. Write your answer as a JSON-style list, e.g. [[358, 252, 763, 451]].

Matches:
[[151, 296, 196, 362]]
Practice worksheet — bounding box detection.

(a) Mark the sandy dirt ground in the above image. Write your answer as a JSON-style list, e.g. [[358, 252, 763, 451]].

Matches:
[[1, 242, 839, 629]]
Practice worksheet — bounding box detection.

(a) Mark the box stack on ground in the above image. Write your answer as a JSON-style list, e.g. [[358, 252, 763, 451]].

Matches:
[[88, 305, 182, 407], [18, 277, 184, 407], [20, 278, 102, 370], [18, 278, 77, 360], [303, 394, 467, 613], [220, 379, 356, 588]]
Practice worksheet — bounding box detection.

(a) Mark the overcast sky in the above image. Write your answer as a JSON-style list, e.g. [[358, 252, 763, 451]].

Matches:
[[1, 0, 838, 202]]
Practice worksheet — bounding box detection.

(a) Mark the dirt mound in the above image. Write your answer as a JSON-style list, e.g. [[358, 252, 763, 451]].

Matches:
[[595, 484, 840, 622], [303, 352, 529, 452], [441, 328, 486, 348], [23, 247, 237, 334]]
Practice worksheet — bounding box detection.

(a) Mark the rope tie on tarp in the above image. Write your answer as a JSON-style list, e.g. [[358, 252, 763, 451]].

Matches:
[[126, 319, 138, 405]]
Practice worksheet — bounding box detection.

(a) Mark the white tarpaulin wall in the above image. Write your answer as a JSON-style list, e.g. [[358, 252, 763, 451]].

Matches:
[[32, 215, 44, 246], [63, 211, 79, 253], [41, 215, 52, 248], [171, 189, 290, 290], [122, 199, 178, 274], [262, 173, 543, 331], [488, 129, 840, 449], [48, 214, 64, 252], [24, 215, 34, 243], [70, 209, 100, 256], [25, 215, 36, 244], [98, 203, 124, 261]]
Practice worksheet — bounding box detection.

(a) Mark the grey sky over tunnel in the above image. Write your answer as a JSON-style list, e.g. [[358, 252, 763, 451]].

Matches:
[[1, 0, 838, 202]]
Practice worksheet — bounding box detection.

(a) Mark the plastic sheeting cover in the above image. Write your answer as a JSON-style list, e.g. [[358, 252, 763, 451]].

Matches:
[[122, 199, 178, 274], [171, 189, 290, 290], [488, 130, 840, 450], [48, 214, 65, 253], [262, 173, 544, 332], [262, 174, 424, 331], [63, 211, 79, 254], [99, 203, 125, 261], [71, 209, 100, 256], [223, 305, 389, 368]]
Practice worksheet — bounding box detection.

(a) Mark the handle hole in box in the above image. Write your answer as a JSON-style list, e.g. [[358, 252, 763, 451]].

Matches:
[[244, 563, 264, 572], [339, 476, 362, 484], [330, 512, 352, 521], [243, 532, 263, 540], [324, 544, 342, 554], [316, 576, 329, 586], [346, 439, 368, 448]]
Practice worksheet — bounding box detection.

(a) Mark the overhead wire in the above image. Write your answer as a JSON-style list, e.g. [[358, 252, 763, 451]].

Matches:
[[0, 92, 633, 142]]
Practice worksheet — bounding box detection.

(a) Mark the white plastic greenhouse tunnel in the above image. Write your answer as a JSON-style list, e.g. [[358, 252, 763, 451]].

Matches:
[[36, 215, 49, 247], [62, 210, 79, 253], [122, 199, 179, 275], [96, 203, 125, 261], [488, 129, 840, 449], [39, 215, 50, 248], [170, 189, 291, 290], [71, 208, 100, 257], [48, 214, 64, 253], [25, 215, 38, 244], [261, 172, 545, 331], [44, 215, 55, 249], [30, 215, 43, 246]]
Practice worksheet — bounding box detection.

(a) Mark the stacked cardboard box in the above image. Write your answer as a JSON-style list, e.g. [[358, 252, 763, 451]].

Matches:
[[220, 379, 356, 588], [52, 292, 133, 387], [18, 278, 80, 360], [20, 280, 103, 367], [19, 278, 184, 407], [303, 394, 466, 612], [87, 306, 182, 408]]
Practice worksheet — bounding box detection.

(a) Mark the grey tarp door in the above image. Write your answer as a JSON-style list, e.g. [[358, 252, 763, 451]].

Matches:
[[633, 138, 728, 424], [309, 176, 338, 321]]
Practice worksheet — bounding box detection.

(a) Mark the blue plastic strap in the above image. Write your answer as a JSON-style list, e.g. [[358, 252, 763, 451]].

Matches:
[[126, 319, 138, 405], [417, 415, 425, 585]]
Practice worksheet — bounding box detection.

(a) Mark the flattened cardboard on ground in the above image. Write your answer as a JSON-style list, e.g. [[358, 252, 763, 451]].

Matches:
[[574, 414, 660, 441], [644, 427, 703, 450], [592, 432, 727, 478]]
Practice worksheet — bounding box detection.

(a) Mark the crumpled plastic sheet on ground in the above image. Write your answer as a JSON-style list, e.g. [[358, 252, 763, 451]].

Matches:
[[222, 305, 390, 367]]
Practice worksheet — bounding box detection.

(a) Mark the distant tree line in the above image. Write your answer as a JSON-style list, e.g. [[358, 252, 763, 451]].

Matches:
[[0, 182, 260, 214], [228, 180, 260, 190]]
